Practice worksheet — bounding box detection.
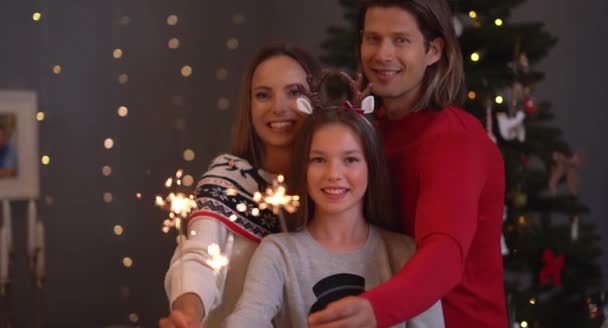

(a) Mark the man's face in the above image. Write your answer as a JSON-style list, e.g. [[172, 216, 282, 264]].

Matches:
[[360, 6, 441, 106]]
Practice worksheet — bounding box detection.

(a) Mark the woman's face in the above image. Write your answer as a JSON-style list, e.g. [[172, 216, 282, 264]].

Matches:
[[250, 55, 309, 152]]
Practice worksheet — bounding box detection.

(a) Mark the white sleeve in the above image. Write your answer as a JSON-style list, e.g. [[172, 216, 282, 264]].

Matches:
[[406, 300, 445, 328], [164, 218, 231, 317], [224, 238, 285, 328]]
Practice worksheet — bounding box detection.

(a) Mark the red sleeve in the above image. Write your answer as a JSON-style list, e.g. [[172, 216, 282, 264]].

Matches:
[[362, 133, 486, 327]]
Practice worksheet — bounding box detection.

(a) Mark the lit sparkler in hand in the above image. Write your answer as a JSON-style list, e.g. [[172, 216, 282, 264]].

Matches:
[[253, 174, 300, 232], [155, 169, 197, 237]]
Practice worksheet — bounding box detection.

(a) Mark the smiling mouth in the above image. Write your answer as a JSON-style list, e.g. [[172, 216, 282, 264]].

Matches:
[[267, 120, 295, 131], [321, 187, 348, 196], [372, 69, 402, 81]]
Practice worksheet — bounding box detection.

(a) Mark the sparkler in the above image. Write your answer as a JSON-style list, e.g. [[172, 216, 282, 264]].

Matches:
[[253, 174, 300, 232]]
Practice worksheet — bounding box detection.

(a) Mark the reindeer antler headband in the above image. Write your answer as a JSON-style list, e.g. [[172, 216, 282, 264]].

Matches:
[[295, 71, 375, 116]]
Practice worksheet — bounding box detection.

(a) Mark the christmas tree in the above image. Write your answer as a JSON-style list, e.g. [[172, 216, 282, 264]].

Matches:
[[321, 1, 606, 327]]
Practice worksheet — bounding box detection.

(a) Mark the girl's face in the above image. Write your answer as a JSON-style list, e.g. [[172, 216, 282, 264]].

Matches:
[[307, 123, 368, 220], [250, 55, 308, 152]]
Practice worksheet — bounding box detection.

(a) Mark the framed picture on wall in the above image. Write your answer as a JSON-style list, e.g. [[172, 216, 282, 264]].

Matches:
[[0, 91, 39, 200]]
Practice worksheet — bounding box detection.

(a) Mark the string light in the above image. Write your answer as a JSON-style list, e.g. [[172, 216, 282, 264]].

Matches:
[[495, 96, 504, 104], [36, 112, 45, 121], [118, 73, 128, 84], [182, 175, 194, 187], [103, 192, 113, 203], [226, 38, 239, 50], [113, 48, 123, 59], [113, 225, 124, 236], [52, 65, 62, 75], [468, 11, 478, 19], [529, 297, 536, 304], [218, 97, 230, 110], [117, 106, 128, 117], [104, 138, 114, 149], [470, 52, 480, 62], [495, 18, 503, 26], [135, 193, 142, 199], [181, 65, 192, 77], [232, 13, 245, 25], [122, 257, 133, 268], [41, 155, 51, 165], [102, 165, 112, 176], [32, 12, 42, 21], [520, 321, 528, 328], [128, 313, 139, 323], [168, 38, 180, 49], [467, 91, 477, 100], [216, 67, 229, 80], [166, 15, 178, 26], [183, 149, 195, 161]]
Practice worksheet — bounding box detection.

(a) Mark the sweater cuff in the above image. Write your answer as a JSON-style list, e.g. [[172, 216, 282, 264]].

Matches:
[[166, 261, 221, 318], [361, 290, 393, 328]]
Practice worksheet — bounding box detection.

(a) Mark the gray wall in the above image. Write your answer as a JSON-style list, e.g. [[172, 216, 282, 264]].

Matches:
[[0, 0, 605, 326]]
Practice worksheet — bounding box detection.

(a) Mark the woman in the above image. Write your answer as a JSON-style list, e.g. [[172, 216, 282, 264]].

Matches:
[[159, 43, 321, 328]]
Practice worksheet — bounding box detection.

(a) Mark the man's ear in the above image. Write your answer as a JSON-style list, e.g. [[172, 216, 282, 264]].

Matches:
[[425, 37, 444, 66]]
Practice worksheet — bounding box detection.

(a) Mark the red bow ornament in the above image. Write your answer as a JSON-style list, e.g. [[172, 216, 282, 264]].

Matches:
[[539, 248, 565, 287]]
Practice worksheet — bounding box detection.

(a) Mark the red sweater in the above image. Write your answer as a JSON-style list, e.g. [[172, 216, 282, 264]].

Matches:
[[363, 106, 508, 328]]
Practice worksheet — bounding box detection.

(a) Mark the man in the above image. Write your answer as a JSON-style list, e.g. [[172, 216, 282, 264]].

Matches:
[[308, 1, 508, 327]]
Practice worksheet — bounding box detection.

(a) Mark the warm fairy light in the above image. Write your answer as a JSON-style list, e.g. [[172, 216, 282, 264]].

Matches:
[[155, 170, 198, 233], [113, 48, 123, 59], [36, 112, 45, 121], [168, 38, 180, 49], [181, 65, 192, 77], [122, 257, 133, 268], [226, 38, 239, 50], [190, 230, 197, 236], [102, 165, 112, 176], [253, 174, 300, 214], [495, 96, 504, 104], [529, 297, 536, 304], [32, 12, 42, 21], [518, 216, 527, 225], [41, 155, 50, 165], [129, 313, 139, 323], [468, 11, 477, 19], [183, 175, 194, 187], [52, 65, 62, 74], [114, 225, 124, 236], [218, 97, 230, 110], [520, 322, 528, 328], [104, 192, 113, 203], [251, 208, 260, 216], [117, 106, 128, 117], [232, 13, 245, 24], [467, 91, 477, 100], [118, 73, 128, 84], [183, 149, 195, 161], [229, 214, 237, 222], [205, 244, 229, 271], [226, 188, 238, 196], [216, 67, 228, 80], [104, 138, 114, 149], [470, 52, 480, 62], [495, 18, 503, 26], [166, 15, 178, 26]]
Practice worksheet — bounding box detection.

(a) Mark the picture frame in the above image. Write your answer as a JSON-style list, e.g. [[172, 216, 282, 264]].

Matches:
[[0, 90, 39, 200]]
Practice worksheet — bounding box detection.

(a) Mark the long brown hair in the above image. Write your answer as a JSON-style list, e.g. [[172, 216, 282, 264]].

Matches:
[[288, 108, 398, 232], [357, 0, 465, 111], [231, 43, 322, 167]]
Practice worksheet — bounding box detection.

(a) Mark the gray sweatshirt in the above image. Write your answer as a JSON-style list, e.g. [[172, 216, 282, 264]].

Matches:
[[224, 226, 444, 328]]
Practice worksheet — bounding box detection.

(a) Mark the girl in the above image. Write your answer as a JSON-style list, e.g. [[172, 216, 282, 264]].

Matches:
[[160, 43, 321, 328], [224, 77, 444, 328]]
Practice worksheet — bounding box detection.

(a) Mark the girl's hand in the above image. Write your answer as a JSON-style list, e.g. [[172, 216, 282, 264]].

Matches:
[[308, 296, 376, 328]]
